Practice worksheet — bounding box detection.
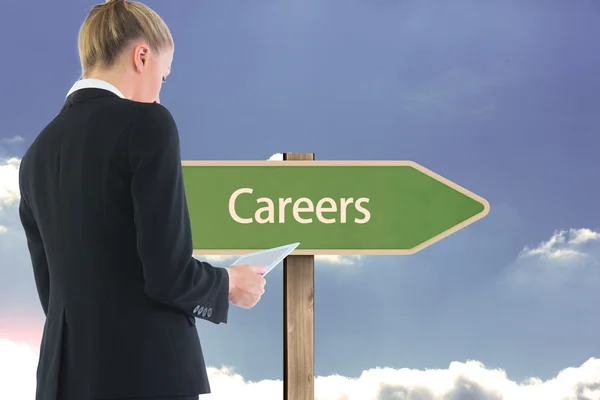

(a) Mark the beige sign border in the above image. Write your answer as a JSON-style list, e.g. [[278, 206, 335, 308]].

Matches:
[[182, 160, 491, 256]]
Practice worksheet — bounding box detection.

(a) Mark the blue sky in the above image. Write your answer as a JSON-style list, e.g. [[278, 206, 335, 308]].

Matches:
[[2, 0, 600, 399]]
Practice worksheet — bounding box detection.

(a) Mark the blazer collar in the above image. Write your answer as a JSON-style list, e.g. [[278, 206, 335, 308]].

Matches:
[[66, 78, 125, 99]]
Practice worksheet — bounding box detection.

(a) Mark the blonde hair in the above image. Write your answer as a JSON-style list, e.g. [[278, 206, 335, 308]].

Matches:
[[78, 0, 173, 77]]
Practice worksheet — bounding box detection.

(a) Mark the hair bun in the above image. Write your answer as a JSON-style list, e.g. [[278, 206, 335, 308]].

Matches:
[[105, 0, 125, 3]]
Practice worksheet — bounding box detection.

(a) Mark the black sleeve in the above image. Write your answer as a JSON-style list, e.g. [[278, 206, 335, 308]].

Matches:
[[18, 196, 50, 316], [127, 103, 229, 324]]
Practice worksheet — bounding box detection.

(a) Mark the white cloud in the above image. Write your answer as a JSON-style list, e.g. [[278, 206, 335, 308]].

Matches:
[[0, 157, 21, 209], [3, 338, 600, 400], [198, 254, 361, 267], [501, 228, 600, 286], [315, 255, 361, 265], [519, 229, 600, 260], [0, 339, 37, 400], [0, 155, 48, 318], [0, 136, 24, 145], [267, 153, 284, 160]]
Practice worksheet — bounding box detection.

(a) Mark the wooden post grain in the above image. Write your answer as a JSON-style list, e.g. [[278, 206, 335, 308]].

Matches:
[[283, 152, 315, 400]]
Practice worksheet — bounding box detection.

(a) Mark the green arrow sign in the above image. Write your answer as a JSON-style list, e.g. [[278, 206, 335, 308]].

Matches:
[[182, 161, 489, 255]]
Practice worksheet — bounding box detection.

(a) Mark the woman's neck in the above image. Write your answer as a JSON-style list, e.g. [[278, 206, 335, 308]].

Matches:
[[85, 67, 136, 100]]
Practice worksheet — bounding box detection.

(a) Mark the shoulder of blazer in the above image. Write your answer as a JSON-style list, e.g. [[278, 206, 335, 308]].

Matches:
[[124, 101, 178, 133], [123, 101, 181, 163], [127, 101, 179, 140]]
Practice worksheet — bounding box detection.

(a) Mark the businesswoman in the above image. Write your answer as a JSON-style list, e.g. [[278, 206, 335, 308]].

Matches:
[[18, 1, 266, 399]]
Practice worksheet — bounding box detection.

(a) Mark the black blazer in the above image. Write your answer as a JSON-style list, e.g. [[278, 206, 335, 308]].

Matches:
[[18, 88, 230, 400]]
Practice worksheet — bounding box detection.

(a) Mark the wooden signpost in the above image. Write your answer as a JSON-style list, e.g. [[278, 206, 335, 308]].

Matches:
[[181, 154, 490, 400], [282, 153, 315, 400]]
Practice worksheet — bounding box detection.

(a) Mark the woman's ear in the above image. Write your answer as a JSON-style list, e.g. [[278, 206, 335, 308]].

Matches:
[[133, 44, 149, 72]]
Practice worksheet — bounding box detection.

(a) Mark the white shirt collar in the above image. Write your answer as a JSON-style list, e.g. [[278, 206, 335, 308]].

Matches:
[[66, 78, 125, 99]]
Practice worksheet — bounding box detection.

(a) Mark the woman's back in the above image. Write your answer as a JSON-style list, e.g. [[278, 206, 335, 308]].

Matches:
[[20, 87, 214, 399]]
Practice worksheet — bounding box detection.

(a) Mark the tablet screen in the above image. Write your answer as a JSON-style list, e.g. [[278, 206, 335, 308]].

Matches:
[[230, 242, 300, 276]]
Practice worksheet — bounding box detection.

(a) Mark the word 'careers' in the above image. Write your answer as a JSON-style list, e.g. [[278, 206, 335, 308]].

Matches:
[[228, 188, 371, 224]]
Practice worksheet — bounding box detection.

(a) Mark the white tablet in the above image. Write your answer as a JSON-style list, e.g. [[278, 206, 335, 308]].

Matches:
[[230, 242, 300, 277]]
